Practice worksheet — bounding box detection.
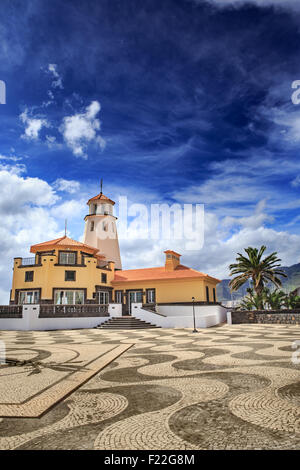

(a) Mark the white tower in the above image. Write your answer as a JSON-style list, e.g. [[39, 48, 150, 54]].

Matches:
[[83, 182, 122, 269]]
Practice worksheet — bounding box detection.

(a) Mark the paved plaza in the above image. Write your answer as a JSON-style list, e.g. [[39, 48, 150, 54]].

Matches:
[[0, 324, 300, 450]]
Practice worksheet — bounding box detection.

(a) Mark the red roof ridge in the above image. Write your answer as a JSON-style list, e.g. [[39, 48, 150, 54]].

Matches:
[[112, 264, 220, 283], [87, 193, 115, 205], [30, 235, 100, 255]]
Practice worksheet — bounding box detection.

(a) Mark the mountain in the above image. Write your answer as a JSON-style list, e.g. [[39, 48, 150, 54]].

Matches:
[[217, 263, 300, 301]]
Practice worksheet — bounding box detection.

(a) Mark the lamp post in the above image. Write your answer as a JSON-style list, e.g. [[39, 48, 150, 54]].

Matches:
[[192, 297, 198, 333]]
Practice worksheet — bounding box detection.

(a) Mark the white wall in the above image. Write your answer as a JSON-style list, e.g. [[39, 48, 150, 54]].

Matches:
[[0, 303, 228, 331], [157, 304, 227, 320], [108, 303, 122, 317], [0, 305, 108, 331], [132, 303, 227, 328]]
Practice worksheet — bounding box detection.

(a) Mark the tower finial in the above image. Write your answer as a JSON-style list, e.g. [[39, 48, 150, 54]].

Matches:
[[64, 219, 67, 237], [100, 178, 103, 195]]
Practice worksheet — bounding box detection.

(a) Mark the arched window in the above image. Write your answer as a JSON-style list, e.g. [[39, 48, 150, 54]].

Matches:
[[90, 221, 95, 231]]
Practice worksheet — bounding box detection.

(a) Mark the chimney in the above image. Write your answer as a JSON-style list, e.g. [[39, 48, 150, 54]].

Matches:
[[164, 250, 181, 271]]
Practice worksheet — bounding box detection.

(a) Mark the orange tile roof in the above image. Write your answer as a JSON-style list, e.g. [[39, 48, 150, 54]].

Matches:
[[30, 236, 101, 256], [112, 265, 220, 283], [87, 193, 115, 205]]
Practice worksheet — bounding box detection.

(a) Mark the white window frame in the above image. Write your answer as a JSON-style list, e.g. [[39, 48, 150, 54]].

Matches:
[[19, 290, 39, 305], [115, 291, 122, 303], [98, 291, 109, 304], [54, 290, 84, 305], [59, 252, 76, 265], [147, 289, 155, 303]]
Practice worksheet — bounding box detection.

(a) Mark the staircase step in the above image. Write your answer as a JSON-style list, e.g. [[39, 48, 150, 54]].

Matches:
[[96, 315, 160, 329]]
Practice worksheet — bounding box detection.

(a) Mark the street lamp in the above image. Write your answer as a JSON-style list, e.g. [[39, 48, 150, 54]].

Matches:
[[192, 297, 198, 333]]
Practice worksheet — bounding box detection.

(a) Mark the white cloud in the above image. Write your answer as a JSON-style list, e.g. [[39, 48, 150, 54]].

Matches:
[[172, 152, 300, 217], [0, 167, 62, 304], [0, 169, 58, 215], [120, 202, 300, 282], [60, 100, 106, 158], [48, 64, 63, 89], [0, 162, 26, 175], [20, 109, 49, 140], [50, 199, 86, 220], [53, 178, 81, 194], [0, 154, 23, 162], [201, 0, 300, 11], [291, 175, 300, 187]]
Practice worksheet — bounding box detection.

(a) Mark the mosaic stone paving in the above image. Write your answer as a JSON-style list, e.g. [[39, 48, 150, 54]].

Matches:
[[0, 324, 299, 450]]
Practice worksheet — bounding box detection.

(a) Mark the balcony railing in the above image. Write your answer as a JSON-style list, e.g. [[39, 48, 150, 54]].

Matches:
[[21, 257, 36, 266], [39, 304, 109, 317], [0, 305, 22, 316]]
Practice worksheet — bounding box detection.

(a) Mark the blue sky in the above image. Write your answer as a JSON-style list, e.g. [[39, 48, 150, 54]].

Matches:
[[1, 0, 300, 301]]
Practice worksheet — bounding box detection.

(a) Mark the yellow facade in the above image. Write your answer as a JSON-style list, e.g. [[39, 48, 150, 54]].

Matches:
[[112, 278, 218, 304], [11, 248, 114, 304]]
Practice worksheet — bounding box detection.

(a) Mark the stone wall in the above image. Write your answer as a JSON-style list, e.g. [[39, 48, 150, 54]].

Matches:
[[231, 309, 300, 325]]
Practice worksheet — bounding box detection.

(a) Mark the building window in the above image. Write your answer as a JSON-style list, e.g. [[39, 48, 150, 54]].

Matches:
[[147, 289, 155, 303], [59, 252, 76, 265], [19, 290, 39, 305], [213, 288, 216, 303], [54, 290, 84, 305], [65, 270, 76, 281], [101, 273, 107, 284], [98, 291, 109, 304], [90, 221, 95, 231], [115, 291, 122, 303], [102, 221, 108, 231], [93, 204, 97, 214], [25, 271, 34, 282], [206, 286, 210, 302]]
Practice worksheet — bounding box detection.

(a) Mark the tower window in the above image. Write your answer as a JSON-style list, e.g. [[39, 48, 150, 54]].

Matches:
[[213, 288, 216, 302], [101, 273, 107, 284], [25, 271, 34, 282], [93, 204, 97, 214], [90, 221, 95, 231], [65, 270, 76, 281], [102, 221, 108, 231]]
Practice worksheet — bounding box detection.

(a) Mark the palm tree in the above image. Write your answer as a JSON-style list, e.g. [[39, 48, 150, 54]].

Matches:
[[229, 246, 287, 309], [239, 287, 267, 311], [265, 289, 286, 310]]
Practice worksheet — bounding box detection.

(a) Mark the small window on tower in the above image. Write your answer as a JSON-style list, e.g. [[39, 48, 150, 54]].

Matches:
[[101, 273, 107, 284], [90, 221, 95, 231]]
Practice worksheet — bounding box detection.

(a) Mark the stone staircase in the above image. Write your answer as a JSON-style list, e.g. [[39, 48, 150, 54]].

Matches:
[[96, 316, 160, 329]]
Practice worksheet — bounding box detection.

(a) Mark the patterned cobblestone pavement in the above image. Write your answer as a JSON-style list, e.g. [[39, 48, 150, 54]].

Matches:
[[0, 324, 300, 450]]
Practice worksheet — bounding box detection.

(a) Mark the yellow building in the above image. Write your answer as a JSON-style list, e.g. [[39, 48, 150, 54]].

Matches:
[[10, 189, 220, 314]]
